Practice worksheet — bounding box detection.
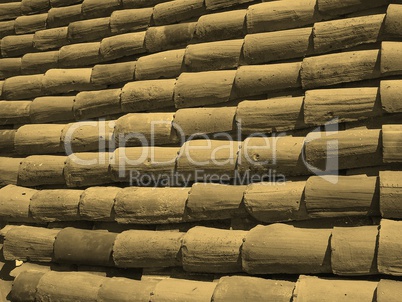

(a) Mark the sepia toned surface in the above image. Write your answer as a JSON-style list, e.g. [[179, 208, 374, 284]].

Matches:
[[0, 0, 401, 301]]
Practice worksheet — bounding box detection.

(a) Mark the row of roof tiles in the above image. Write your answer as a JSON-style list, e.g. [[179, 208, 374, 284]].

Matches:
[[1, 80, 401, 150], [1, 42, 402, 105], [3, 219, 402, 275], [0, 0, 173, 21], [0, 0, 254, 38], [0, 171, 400, 224], [12, 271, 401, 302], [0, 10, 237, 56], [0, 0, 394, 40], [0, 11, 396, 79], [0, 1, 399, 62], [0, 1, 402, 77], [0, 125, 401, 187]]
